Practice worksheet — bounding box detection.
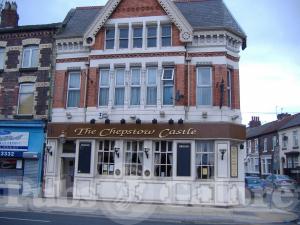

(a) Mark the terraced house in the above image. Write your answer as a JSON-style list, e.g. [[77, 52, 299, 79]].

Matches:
[[44, 0, 247, 206], [0, 2, 59, 196]]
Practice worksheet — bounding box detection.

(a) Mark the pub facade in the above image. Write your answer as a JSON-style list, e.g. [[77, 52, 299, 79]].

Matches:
[[44, 0, 247, 206]]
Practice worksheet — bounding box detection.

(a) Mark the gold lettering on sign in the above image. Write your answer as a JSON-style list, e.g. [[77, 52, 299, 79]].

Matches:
[[74, 128, 97, 136], [159, 128, 197, 138]]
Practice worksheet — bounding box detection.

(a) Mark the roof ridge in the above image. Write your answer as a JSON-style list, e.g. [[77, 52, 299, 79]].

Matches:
[[76, 6, 103, 10]]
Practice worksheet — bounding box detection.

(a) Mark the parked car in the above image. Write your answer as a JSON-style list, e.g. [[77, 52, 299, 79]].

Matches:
[[245, 176, 265, 197], [264, 175, 297, 193]]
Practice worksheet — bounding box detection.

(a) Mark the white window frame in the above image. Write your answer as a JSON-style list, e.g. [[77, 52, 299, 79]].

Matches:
[[132, 26, 143, 49], [125, 141, 144, 177], [161, 24, 172, 47], [22, 45, 39, 68], [66, 71, 81, 108], [17, 83, 34, 115], [263, 138, 267, 152], [227, 69, 232, 107], [272, 136, 277, 151], [105, 27, 115, 50], [114, 68, 125, 106], [162, 67, 175, 106], [254, 139, 258, 153], [147, 25, 157, 48], [293, 131, 299, 147], [130, 67, 141, 106], [146, 67, 157, 106], [247, 140, 252, 154], [196, 67, 212, 106], [97, 140, 115, 176], [195, 141, 214, 180], [98, 69, 110, 107], [154, 141, 173, 178], [0, 47, 5, 70], [119, 27, 129, 49]]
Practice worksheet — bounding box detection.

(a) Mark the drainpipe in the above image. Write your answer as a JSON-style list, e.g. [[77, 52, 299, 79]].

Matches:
[[84, 61, 90, 123]]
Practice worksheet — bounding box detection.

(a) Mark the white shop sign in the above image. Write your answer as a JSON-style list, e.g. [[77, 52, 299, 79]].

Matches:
[[0, 131, 29, 151]]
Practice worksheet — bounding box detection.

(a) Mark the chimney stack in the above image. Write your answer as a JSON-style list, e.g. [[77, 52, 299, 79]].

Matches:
[[1, 1, 19, 28], [249, 116, 261, 128], [277, 113, 291, 120]]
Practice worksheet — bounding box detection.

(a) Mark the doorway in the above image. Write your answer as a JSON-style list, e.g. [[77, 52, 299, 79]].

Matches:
[[176, 143, 191, 177], [61, 158, 75, 198]]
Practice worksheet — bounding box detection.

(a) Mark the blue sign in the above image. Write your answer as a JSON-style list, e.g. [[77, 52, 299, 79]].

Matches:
[[0, 131, 29, 151], [0, 151, 23, 158]]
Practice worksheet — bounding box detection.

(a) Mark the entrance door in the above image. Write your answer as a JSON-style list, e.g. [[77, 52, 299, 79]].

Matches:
[[61, 158, 75, 198], [176, 143, 191, 177]]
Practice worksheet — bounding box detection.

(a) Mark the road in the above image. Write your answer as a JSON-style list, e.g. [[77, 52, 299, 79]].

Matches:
[[0, 210, 299, 225]]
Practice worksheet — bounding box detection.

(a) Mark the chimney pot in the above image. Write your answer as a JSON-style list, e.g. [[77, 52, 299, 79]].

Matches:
[[1, 1, 19, 28]]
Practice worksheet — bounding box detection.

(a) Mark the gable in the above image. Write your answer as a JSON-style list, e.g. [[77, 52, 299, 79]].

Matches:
[[110, 0, 167, 18], [83, 0, 193, 46]]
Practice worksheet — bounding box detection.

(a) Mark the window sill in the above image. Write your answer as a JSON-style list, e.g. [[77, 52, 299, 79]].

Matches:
[[19, 67, 38, 72], [293, 146, 299, 149], [14, 114, 34, 120]]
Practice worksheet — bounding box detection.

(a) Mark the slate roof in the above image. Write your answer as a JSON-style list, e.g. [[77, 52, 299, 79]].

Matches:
[[0, 23, 61, 34], [247, 113, 300, 139], [279, 113, 300, 131], [56, 6, 103, 39], [56, 0, 246, 48]]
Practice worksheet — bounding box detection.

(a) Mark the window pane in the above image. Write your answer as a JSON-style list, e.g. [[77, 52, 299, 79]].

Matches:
[[163, 69, 173, 80], [147, 69, 157, 85], [133, 27, 143, 37], [163, 86, 173, 105], [22, 49, 31, 67], [133, 38, 142, 48], [67, 90, 80, 107], [20, 84, 34, 93], [147, 26, 157, 37], [116, 70, 125, 86], [147, 87, 157, 105], [162, 25, 171, 47], [162, 37, 171, 47], [131, 69, 141, 85], [197, 68, 211, 85], [147, 38, 156, 48], [133, 27, 143, 48], [119, 28, 128, 39], [106, 28, 115, 39], [69, 73, 80, 89], [197, 87, 212, 105], [106, 40, 114, 49], [99, 88, 109, 106], [31, 48, 39, 67], [0, 48, 5, 69], [131, 87, 140, 105], [115, 88, 124, 105], [18, 93, 34, 114], [100, 70, 109, 86], [119, 39, 128, 49]]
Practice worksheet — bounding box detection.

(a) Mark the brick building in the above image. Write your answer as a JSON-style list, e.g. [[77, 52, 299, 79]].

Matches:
[[0, 2, 60, 196], [45, 0, 247, 206]]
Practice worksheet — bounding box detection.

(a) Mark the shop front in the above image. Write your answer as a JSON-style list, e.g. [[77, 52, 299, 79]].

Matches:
[[0, 120, 45, 196], [44, 122, 246, 206]]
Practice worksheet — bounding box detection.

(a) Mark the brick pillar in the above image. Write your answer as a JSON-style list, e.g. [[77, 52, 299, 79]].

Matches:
[[213, 65, 227, 108], [232, 69, 240, 109], [189, 64, 196, 106], [53, 70, 67, 108], [87, 67, 99, 107], [175, 64, 185, 106]]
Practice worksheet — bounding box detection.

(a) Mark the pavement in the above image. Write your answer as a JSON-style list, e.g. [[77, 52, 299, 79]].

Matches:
[[0, 196, 299, 225]]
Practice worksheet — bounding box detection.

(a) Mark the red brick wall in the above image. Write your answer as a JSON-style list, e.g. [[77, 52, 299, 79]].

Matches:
[[175, 64, 185, 106], [53, 70, 67, 108], [188, 64, 196, 106], [172, 24, 184, 47], [232, 69, 240, 109], [87, 67, 99, 107], [212, 65, 227, 108], [93, 28, 105, 50], [110, 0, 166, 18], [79, 70, 86, 108]]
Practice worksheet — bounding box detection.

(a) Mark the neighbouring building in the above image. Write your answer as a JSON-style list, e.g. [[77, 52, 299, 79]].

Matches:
[[44, 0, 247, 206], [0, 2, 60, 196], [245, 113, 300, 182], [278, 113, 300, 183]]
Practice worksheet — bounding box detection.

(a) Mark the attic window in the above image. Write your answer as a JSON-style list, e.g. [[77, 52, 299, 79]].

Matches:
[[86, 37, 93, 44]]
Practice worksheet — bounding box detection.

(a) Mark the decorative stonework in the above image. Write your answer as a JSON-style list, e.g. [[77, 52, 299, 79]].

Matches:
[[83, 0, 193, 46], [18, 76, 36, 83], [22, 38, 41, 46], [35, 82, 50, 88], [7, 46, 22, 51], [56, 38, 88, 53], [188, 52, 240, 62], [40, 43, 53, 49], [56, 57, 89, 63]]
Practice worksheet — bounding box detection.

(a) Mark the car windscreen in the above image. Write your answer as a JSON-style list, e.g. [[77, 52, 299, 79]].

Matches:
[[247, 178, 261, 184]]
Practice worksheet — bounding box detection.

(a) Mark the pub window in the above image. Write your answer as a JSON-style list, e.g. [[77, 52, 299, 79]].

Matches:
[[154, 141, 173, 177], [22, 45, 39, 68], [99, 69, 110, 106], [78, 142, 92, 174], [18, 83, 34, 115], [0, 47, 5, 69], [227, 69, 232, 107], [63, 140, 76, 154], [162, 68, 174, 105], [197, 67, 212, 106], [114, 69, 125, 106], [195, 141, 214, 179], [105, 27, 115, 49], [125, 141, 144, 176], [133, 27, 143, 48], [119, 27, 129, 49], [146, 67, 157, 105], [161, 25, 171, 47], [97, 140, 115, 175], [147, 25, 157, 48], [67, 72, 81, 108], [130, 68, 141, 105]]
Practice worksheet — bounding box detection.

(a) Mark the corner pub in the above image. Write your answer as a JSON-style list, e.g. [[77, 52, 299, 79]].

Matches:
[[44, 0, 247, 206]]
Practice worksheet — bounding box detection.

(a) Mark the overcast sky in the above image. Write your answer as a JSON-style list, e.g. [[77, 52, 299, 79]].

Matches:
[[10, 0, 300, 125]]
